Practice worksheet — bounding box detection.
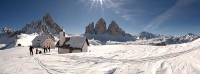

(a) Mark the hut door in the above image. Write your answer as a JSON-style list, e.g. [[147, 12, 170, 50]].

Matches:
[[69, 48, 73, 53]]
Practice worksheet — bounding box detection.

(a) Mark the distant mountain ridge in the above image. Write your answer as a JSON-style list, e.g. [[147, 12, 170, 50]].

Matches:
[[0, 13, 199, 46], [136, 31, 200, 45], [137, 31, 165, 39]]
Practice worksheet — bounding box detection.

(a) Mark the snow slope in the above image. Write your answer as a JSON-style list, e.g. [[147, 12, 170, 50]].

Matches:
[[1, 38, 200, 74]]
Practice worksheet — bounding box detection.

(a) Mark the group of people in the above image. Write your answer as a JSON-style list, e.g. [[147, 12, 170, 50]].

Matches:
[[43, 46, 51, 53], [29, 45, 51, 56]]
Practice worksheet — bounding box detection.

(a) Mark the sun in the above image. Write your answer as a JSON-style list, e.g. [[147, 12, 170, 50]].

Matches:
[[80, 0, 113, 18], [88, 0, 109, 17], [92, 0, 103, 5]]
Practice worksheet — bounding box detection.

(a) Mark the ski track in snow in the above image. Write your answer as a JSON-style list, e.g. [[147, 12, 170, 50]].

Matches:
[[15, 57, 30, 72], [33, 45, 200, 74], [34, 57, 56, 74], [3, 56, 30, 73]]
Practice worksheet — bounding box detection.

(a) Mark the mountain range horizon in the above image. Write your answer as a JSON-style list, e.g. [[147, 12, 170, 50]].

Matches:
[[1, 12, 199, 37]]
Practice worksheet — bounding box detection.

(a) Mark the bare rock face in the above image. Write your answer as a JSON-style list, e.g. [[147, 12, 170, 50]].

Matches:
[[43, 12, 54, 25], [85, 18, 133, 37], [107, 20, 124, 36], [85, 22, 95, 34], [95, 18, 107, 34]]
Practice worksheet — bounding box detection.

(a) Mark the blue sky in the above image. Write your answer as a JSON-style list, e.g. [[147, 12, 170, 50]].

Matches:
[[0, 0, 200, 36]]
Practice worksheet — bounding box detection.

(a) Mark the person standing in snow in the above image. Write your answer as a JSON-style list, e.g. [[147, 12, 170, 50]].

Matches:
[[48, 46, 50, 52], [43, 46, 46, 53], [35, 48, 38, 54], [29, 45, 34, 56]]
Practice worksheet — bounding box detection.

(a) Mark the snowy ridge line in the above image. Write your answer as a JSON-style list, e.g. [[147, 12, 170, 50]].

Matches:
[[34, 57, 56, 74], [66, 46, 199, 64]]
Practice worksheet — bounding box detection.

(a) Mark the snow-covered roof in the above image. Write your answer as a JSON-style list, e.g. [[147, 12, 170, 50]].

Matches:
[[32, 35, 48, 42], [65, 36, 89, 48], [32, 35, 55, 42]]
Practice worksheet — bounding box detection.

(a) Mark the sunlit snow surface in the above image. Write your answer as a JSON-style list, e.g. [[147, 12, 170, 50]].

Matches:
[[1, 37, 200, 74]]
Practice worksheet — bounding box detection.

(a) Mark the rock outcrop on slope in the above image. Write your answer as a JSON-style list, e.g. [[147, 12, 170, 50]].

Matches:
[[85, 22, 95, 34], [94, 18, 107, 34], [85, 18, 132, 37]]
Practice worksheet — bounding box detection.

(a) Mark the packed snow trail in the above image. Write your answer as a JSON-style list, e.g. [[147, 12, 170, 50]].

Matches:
[[0, 47, 49, 74]]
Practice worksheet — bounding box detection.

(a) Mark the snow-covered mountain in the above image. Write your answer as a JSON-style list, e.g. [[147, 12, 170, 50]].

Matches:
[[137, 31, 164, 39], [21, 12, 62, 35], [0, 13, 62, 45], [136, 31, 200, 45]]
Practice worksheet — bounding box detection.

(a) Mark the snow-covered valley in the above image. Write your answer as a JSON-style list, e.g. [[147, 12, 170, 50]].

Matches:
[[1, 37, 200, 74]]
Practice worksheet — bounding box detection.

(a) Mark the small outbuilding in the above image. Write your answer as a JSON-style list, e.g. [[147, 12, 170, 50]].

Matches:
[[32, 35, 56, 48]]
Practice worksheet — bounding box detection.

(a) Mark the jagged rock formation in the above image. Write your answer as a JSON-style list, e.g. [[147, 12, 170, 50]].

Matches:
[[21, 12, 62, 35], [5, 12, 62, 38], [85, 22, 95, 34], [85, 18, 132, 37], [94, 18, 107, 34], [107, 20, 125, 36], [0, 12, 62, 44]]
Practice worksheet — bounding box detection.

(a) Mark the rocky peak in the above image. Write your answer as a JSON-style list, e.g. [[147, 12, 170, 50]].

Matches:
[[95, 18, 107, 34], [85, 22, 95, 34], [107, 20, 124, 36], [20, 12, 62, 36], [187, 33, 195, 36], [109, 20, 119, 28], [43, 12, 54, 25], [85, 18, 133, 37]]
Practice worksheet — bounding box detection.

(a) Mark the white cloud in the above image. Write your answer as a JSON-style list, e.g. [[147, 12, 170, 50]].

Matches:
[[144, 0, 199, 31], [105, 0, 136, 22]]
